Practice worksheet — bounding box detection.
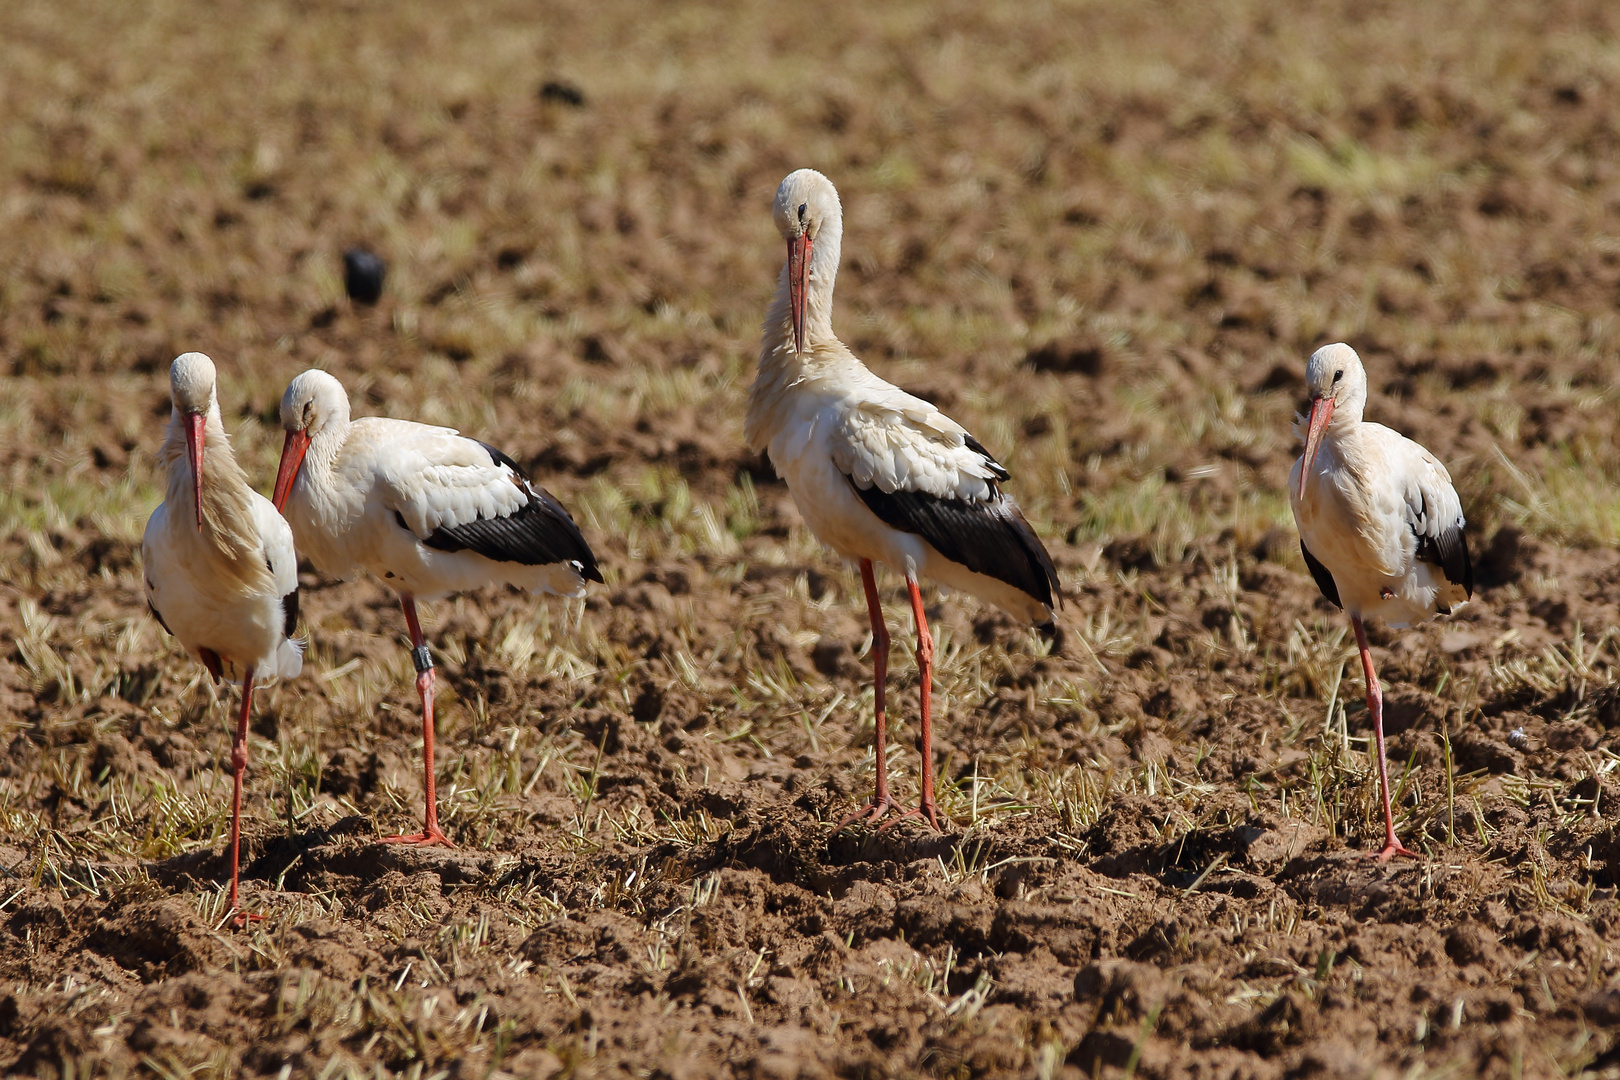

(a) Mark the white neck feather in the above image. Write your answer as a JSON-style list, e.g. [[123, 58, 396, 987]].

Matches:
[[159, 403, 272, 592], [760, 219, 843, 364]]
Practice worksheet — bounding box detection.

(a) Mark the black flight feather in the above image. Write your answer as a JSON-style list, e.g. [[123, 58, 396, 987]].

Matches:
[[147, 597, 173, 636], [268, 555, 301, 639], [962, 434, 1010, 482], [1300, 540, 1342, 609], [398, 442, 603, 582], [1404, 480, 1473, 599], [282, 587, 300, 640], [852, 464, 1058, 611], [1414, 522, 1472, 598]]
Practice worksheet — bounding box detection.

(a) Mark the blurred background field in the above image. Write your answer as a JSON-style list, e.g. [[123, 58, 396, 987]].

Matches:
[[4, 1, 1620, 1077]]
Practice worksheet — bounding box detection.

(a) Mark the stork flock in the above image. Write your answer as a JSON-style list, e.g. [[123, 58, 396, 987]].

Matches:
[[142, 168, 1472, 921]]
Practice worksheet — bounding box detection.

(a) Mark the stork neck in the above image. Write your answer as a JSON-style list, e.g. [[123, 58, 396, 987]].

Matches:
[[1300, 394, 1366, 450], [1323, 406, 1365, 448], [759, 225, 842, 372], [159, 404, 271, 589], [1307, 414, 1373, 488], [160, 404, 223, 495], [298, 419, 348, 494]]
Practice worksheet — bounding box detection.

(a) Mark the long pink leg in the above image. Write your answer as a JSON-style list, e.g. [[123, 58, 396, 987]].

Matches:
[[835, 559, 899, 830], [227, 668, 262, 926], [1354, 615, 1417, 862], [876, 576, 942, 831], [382, 596, 451, 846]]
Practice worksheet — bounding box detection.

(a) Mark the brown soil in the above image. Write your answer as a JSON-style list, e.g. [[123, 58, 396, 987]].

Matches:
[[5, 0, 1620, 1077]]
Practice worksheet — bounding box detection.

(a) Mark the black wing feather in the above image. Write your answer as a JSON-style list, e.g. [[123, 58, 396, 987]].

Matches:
[[853, 471, 1058, 611], [147, 598, 173, 636], [1405, 481, 1473, 598], [1415, 522, 1473, 598], [1299, 540, 1342, 609], [962, 434, 1010, 482], [267, 555, 301, 639], [404, 441, 603, 583], [282, 587, 300, 639]]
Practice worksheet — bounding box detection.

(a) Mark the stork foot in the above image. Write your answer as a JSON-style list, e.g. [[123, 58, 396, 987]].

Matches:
[[227, 909, 265, 929], [1370, 839, 1420, 863], [833, 796, 903, 833], [877, 800, 944, 833], [381, 827, 453, 847]]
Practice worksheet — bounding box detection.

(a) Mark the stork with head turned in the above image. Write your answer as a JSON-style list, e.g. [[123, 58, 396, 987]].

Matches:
[[271, 369, 602, 846], [746, 168, 1061, 832], [141, 352, 303, 923], [1290, 342, 1473, 862]]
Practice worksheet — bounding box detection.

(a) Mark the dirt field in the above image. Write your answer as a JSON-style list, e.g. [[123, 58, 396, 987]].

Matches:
[[5, 0, 1620, 1076]]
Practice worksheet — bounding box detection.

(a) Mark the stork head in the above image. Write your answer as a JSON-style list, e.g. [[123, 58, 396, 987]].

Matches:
[[772, 168, 841, 355], [169, 352, 218, 530], [1298, 342, 1367, 499], [273, 369, 349, 511]]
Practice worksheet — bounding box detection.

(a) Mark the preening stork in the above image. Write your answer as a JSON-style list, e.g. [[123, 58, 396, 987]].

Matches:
[[271, 370, 602, 845], [746, 168, 1060, 831], [141, 352, 303, 922], [1290, 342, 1473, 862]]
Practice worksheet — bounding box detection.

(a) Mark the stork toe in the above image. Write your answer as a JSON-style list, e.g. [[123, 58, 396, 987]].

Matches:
[[833, 795, 905, 833], [876, 801, 944, 833]]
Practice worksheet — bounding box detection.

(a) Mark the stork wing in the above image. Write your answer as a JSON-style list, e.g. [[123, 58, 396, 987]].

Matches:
[[830, 386, 1058, 608], [141, 506, 175, 635], [1400, 445, 1472, 597], [369, 419, 602, 580], [1299, 540, 1342, 609], [251, 494, 302, 639]]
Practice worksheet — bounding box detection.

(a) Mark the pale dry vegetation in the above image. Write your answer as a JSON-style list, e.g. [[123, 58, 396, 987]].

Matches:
[[5, 0, 1620, 1077]]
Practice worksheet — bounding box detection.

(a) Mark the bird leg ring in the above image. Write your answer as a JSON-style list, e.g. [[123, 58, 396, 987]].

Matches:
[[384, 597, 452, 847]]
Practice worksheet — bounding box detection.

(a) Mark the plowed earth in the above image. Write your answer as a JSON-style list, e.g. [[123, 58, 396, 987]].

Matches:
[[5, 0, 1620, 1077]]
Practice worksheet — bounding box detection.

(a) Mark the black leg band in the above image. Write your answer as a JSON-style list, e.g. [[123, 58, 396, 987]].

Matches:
[[411, 645, 433, 673]]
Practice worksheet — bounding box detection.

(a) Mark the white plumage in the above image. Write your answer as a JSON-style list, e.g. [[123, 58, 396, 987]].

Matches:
[[274, 373, 592, 602], [746, 168, 1059, 831], [273, 368, 601, 845], [141, 351, 302, 922], [143, 361, 302, 684], [831, 376, 1004, 499], [143, 496, 303, 683], [1290, 345, 1470, 628], [753, 381, 1048, 624], [1289, 342, 1474, 861]]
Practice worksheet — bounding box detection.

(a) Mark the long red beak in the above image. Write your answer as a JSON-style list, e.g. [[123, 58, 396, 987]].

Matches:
[[272, 428, 311, 512], [186, 413, 206, 530], [1298, 396, 1335, 501], [787, 232, 811, 354]]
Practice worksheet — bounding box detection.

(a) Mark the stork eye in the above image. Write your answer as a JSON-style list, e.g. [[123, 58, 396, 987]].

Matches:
[[798, 202, 807, 222], [1332, 370, 1343, 384]]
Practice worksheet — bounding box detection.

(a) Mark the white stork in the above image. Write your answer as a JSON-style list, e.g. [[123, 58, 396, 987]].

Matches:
[[141, 352, 303, 923], [271, 370, 602, 845], [745, 169, 1060, 831], [1290, 342, 1473, 861]]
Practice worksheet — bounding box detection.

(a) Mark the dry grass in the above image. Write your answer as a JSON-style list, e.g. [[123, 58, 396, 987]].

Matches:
[[5, 0, 1620, 1076]]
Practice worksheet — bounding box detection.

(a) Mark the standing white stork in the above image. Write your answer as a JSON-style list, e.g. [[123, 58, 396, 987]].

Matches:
[[271, 370, 602, 846], [1290, 342, 1473, 861], [141, 352, 303, 923], [746, 168, 1060, 831]]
